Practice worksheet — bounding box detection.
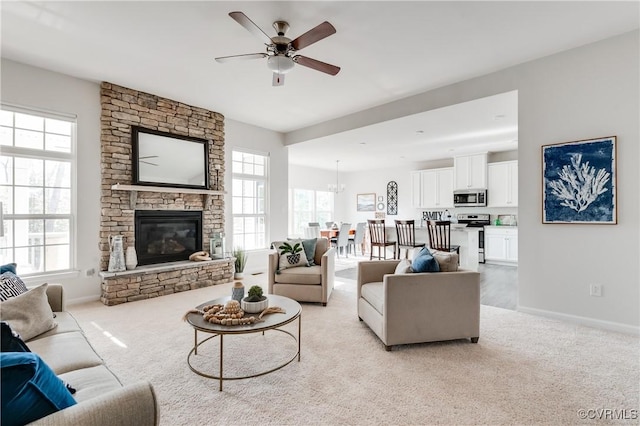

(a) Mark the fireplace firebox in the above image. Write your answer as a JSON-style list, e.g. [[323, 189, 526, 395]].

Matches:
[[134, 210, 203, 266]]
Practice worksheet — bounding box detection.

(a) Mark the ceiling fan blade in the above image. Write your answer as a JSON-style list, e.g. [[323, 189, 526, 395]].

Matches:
[[215, 53, 268, 63], [293, 55, 340, 76], [291, 21, 336, 51], [229, 11, 273, 45], [272, 73, 285, 86]]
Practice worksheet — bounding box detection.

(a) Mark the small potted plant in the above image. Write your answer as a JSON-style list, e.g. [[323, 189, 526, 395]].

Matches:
[[232, 247, 248, 279], [241, 285, 268, 313]]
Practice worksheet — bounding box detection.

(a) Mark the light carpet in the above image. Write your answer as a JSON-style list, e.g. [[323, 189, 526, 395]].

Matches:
[[68, 275, 639, 425]]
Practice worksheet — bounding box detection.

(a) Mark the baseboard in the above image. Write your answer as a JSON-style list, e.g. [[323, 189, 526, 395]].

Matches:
[[517, 305, 639, 335], [67, 295, 101, 306]]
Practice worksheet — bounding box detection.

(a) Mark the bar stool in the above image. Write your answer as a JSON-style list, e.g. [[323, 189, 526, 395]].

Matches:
[[395, 220, 425, 259], [426, 220, 460, 257], [367, 219, 396, 260]]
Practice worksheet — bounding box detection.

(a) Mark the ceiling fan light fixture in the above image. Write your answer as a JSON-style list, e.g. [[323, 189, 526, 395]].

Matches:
[[267, 55, 295, 74]]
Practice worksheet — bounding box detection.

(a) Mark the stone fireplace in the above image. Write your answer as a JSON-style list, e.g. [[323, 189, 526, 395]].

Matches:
[[98, 82, 233, 306]]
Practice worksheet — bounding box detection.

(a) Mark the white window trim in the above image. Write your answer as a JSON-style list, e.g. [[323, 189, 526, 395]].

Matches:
[[289, 188, 335, 237], [0, 103, 78, 277], [231, 149, 270, 251]]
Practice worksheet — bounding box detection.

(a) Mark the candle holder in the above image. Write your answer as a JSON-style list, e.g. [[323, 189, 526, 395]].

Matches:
[[210, 232, 225, 260]]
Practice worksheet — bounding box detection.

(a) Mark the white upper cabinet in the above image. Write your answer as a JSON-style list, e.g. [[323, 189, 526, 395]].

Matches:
[[454, 153, 487, 190], [411, 171, 422, 208], [420, 168, 454, 208], [488, 161, 518, 207]]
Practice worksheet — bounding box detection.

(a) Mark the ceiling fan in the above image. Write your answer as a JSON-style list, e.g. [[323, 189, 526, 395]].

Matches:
[[139, 155, 158, 166], [215, 11, 340, 86]]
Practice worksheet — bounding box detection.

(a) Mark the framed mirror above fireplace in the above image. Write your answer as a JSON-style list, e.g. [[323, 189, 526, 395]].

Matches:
[[132, 126, 210, 190]]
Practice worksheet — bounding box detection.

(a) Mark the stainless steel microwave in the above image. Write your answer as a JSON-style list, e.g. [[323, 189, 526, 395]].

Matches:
[[453, 189, 487, 207]]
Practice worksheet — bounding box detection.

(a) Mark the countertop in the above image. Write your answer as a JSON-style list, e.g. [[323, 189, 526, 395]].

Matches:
[[413, 226, 480, 232]]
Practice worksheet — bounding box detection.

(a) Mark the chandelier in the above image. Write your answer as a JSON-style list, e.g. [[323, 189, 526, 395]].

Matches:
[[328, 160, 345, 193]]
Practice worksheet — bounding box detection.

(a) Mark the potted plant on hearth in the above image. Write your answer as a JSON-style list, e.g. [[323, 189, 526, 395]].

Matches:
[[241, 285, 268, 314], [232, 247, 248, 279]]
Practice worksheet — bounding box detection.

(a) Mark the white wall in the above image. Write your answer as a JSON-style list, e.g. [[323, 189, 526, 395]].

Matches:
[[1, 59, 102, 303], [224, 119, 286, 275], [0, 59, 288, 298], [287, 31, 640, 332]]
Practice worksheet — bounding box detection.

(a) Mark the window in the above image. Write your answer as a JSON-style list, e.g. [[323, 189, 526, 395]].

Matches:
[[290, 189, 334, 237], [0, 106, 76, 275], [232, 150, 268, 250]]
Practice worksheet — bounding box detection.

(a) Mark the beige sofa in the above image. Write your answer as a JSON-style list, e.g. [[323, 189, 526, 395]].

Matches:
[[24, 284, 159, 425], [268, 238, 335, 306], [357, 260, 480, 351]]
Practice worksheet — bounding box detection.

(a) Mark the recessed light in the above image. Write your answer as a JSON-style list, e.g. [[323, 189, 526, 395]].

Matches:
[[416, 130, 424, 134], [359, 142, 366, 145]]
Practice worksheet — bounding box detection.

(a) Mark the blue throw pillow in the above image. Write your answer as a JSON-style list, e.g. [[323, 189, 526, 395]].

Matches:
[[0, 263, 17, 274], [412, 247, 440, 273], [1, 352, 77, 426]]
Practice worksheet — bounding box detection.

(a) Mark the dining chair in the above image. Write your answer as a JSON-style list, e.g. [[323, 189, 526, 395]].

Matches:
[[426, 220, 460, 257], [333, 222, 352, 257], [394, 220, 425, 259], [325, 221, 335, 229], [303, 226, 321, 239], [348, 222, 366, 256], [308, 222, 320, 227], [367, 219, 396, 260]]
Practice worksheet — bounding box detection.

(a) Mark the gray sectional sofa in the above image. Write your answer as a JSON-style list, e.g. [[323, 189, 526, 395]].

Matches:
[[24, 284, 159, 425]]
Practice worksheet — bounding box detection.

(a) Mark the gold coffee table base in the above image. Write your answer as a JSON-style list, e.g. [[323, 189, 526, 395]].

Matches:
[[185, 295, 302, 391]]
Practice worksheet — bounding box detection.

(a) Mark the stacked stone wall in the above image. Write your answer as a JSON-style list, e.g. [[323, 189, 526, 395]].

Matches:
[[100, 261, 232, 306], [99, 82, 230, 305]]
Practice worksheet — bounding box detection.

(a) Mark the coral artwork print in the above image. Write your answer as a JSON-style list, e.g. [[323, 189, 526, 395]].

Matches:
[[542, 137, 616, 224]]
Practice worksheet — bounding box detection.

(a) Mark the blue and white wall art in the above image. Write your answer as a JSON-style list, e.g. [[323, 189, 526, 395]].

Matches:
[[542, 136, 617, 224]]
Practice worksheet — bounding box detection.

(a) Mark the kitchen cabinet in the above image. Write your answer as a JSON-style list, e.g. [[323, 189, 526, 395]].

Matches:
[[454, 153, 487, 190], [410, 168, 453, 208], [484, 226, 518, 263], [421, 168, 453, 208], [488, 161, 518, 207], [411, 171, 422, 208]]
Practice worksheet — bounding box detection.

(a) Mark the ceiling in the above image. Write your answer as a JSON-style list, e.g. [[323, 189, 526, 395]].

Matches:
[[1, 1, 638, 171]]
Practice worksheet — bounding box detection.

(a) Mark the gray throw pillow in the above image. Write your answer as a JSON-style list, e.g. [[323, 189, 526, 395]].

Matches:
[[394, 259, 413, 274], [431, 250, 459, 272], [0, 283, 57, 341]]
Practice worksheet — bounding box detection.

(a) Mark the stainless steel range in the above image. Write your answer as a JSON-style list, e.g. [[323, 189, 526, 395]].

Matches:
[[457, 213, 491, 263]]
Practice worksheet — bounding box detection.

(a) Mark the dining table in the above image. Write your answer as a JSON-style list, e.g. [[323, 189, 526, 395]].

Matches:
[[319, 228, 355, 240]]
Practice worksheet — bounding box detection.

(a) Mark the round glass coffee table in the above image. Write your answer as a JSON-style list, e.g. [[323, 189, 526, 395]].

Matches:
[[185, 294, 301, 391]]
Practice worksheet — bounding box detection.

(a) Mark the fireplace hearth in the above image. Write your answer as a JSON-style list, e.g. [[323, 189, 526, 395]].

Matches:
[[134, 210, 202, 266]]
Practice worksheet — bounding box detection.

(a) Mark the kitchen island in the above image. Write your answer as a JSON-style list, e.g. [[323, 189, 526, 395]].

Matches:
[[385, 226, 480, 271]]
